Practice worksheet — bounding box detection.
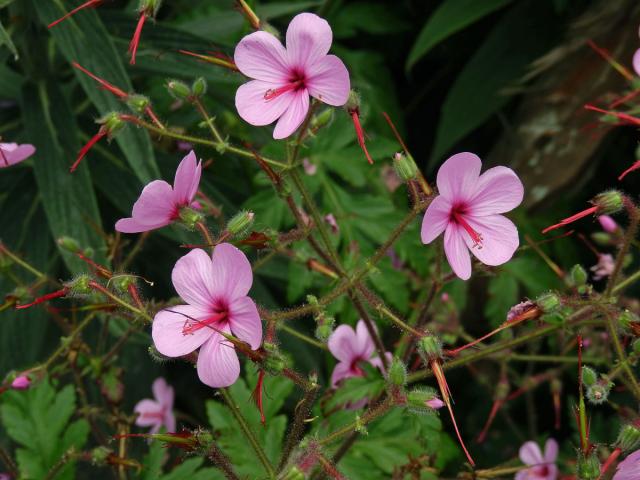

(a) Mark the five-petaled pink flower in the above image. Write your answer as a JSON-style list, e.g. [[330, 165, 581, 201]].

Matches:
[[421, 152, 524, 280], [328, 320, 390, 387], [0, 142, 35, 169], [152, 244, 262, 388], [613, 449, 640, 480], [116, 151, 202, 233], [234, 12, 350, 139], [516, 439, 558, 480], [134, 377, 176, 434], [591, 253, 615, 281]]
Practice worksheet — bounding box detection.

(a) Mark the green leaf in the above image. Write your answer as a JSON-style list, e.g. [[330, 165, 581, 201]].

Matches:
[[484, 274, 519, 328], [0, 18, 18, 59], [327, 375, 386, 410], [21, 80, 106, 272], [0, 62, 22, 99], [1, 379, 89, 479], [406, 0, 512, 71], [429, 0, 559, 166], [32, 1, 160, 183]]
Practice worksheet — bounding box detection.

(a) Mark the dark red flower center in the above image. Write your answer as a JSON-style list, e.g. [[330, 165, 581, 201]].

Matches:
[[264, 70, 307, 101], [451, 204, 483, 248], [532, 465, 550, 477]]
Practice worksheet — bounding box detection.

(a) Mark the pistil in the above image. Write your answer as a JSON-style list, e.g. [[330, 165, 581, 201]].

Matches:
[[264, 81, 303, 101], [452, 211, 483, 247], [182, 311, 227, 335]]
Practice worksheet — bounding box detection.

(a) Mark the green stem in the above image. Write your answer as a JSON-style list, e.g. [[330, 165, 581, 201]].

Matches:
[[193, 98, 225, 144], [318, 397, 393, 446], [600, 307, 640, 400], [612, 268, 640, 294], [279, 324, 328, 350], [606, 199, 639, 296], [0, 243, 46, 278]]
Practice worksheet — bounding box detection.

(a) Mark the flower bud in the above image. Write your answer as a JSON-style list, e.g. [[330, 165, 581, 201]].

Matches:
[[68, 274, 92, 295], [263, 342, 287, 375], [11, 375, 30, 390], [418, 335, 442, 360], [598, 215, 618, 233], [582, 366, 598, 387], [586, 379, 613, 405], [593, 190, 624, 215], [387, 357, 407, 387], [615, 423, 640, 453], [591, 232, 612, 246], [393, 152, 418, 181], [139, 0, 161, 15], [226, 211, 254, 238], [90, 446, 112, 466], [57, 236, 81, 254], [576, 453, 600, 480], [345, 90, 360, 113], [315, 323, 333, 342], [536, 292, 561, 314], [178, 206, 205, 230], [311, 108, 333, 129], [618, 310, 640, 333], [191, 77, 207, 98], [569, 264, 588, 287], [126, 94, 151, 114], [166, 79, 192, 100], [99, 112, 125, 137], [406, 387, 443, 414], [111, 275, 136, 293]]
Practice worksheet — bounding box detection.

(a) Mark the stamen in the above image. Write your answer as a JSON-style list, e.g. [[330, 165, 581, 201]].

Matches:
[[452, 211, 483, 248], [181, 311, 227, 335], [264, 81, 303, 101]]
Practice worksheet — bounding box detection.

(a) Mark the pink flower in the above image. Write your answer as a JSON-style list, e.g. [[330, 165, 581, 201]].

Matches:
[[516, 439, 558, 480], [591, 253, 615, 281], [11, 375, 30, 390], [134, 377, 176, 434], [328, 320, 390, 387], [152, 244, 262, 388], [116, 151, 202, 233], [633, 48, 640, 77], [613, 449, 640, 480], [598, 215, 618, 233], [421, 152, 524, 280], [324, 213, 339, 234], [425, 398, 445, 409], [234, 13, 350, 139], [0, 142, 35, 168]]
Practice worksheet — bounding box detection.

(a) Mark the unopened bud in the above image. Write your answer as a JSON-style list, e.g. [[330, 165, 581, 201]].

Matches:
[[111, 275, 136, 293], [166, 79, 192, 100], [418, 335, 442, 360], [591, 232, 612, 246], [586, 379, 613, 405], [126, 94, 150, 114], [263, 342, 287, 375], [536, 292, 561, 314], [191, 77, 207, 98], [582, 366, 598, 386], [593, 190, 624, 215], [99, 112, 125, 137], [226, 211, 254, 238], [90, 446, 112, 466], [311, 108, 333, 129], [569, 264, 588, 287], [576, 453, 600, 480], [393, 152, 418, 181], [387, 357, 407, 387], [406, 387, 443, 414], [618, 310, 640, 333], [178, 206, 205, 230], [11, 375, 30, 390], [615, 423, 640, 452], [68, 275, 91, 295], [315, 322, 333, 342], [345, 90, 360, 113], [57, 236, 81, 253]]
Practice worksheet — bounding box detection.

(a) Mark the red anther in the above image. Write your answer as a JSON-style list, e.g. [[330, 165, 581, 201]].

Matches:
[[128, 13, 147, 65], [349, 110, 374, 164], [251, 369, 266, 426], [618, 160, 640, 181], [70, 129, 107, 173], [542, 206, 598, 234], [15, 288, 69, 309], [48, 0, 104, 29], [72, 62, 127, 98]]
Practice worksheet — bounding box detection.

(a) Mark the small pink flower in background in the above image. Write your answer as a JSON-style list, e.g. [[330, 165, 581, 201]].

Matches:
[[425, 398, 445, 409], [421, 152, 524, 280], [328, 320, 390, 387], [324, 213, 339, 234], [303, 158, 317, 175], [234, 13, 350, 139], [591, 253, 615, 281], [613, 449, 640, 480], [440, 292, 450, 302], [116, 151, 202, 233], [11, 375, 30, 390], [0, 143, 35, 169], [599, 215, 618, 233], [516, 438, 558, 480], [134, 377, 176, 434], [633, 48, 640, 77], [0, 473, 10, 480], [152, 244, 262, 388]]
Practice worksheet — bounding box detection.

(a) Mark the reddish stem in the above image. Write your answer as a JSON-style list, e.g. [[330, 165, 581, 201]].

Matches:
[[618, 160, 640, 181], [15, 288, 69, 309], [598, 447, 621, 480], [72, 62, 127, 98]]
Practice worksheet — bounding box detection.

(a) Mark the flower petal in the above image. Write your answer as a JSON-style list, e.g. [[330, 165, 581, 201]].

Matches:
[[210, 243, 253, 300], [228, 296, 262, 350], [196, 328, 240, 388], [634, 48, 640, 77], [545, 465, 558, 480], [152, 377, 174, 410], [544, 438, 558, 463], [164, 411, 177, 433], [463, 215, 519, 267], [172, 249, 216, 308], [436, 152, 482, 202], [235, 80, 294, 127], [327, 324, 358, 363], [355, 320, 375, 360], [519, 441, 544, 465], [286, 13, 332, 71], [273, 90, 310, 139], [173, 151, 201, 206], [116, 180, 176, 233], [330, 361, 353, 387], [115, 218, 170, 234], [306, 54, 350, 106], [134, 399, 162, 427], [0, 143, 35, 167], [444, 223, 471, 280], [468, 166, 524, 216], [421, 195, 452, 244], [234, 31, 289, 82], [152, 305, 212, 357]]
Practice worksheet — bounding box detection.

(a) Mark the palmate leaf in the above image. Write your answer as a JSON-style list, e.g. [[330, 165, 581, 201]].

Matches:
[[137, 441, 224, 480], [21, 79, 106, 272], [32, 0, 159, 184], [1, 379, 89, 479]]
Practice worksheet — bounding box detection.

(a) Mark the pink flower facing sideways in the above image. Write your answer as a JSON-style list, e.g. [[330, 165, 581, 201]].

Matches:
[[134, 377, 176, 434], [234, 13, 350, 139], [328, 320, 390, 387], [421, 152, 524, 280], [116, 151, 201, 233], [516, 439, 558, 480], [152, 244, 262, 388], [0, 143, 35, 168], [613, 449, 640, 480]]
